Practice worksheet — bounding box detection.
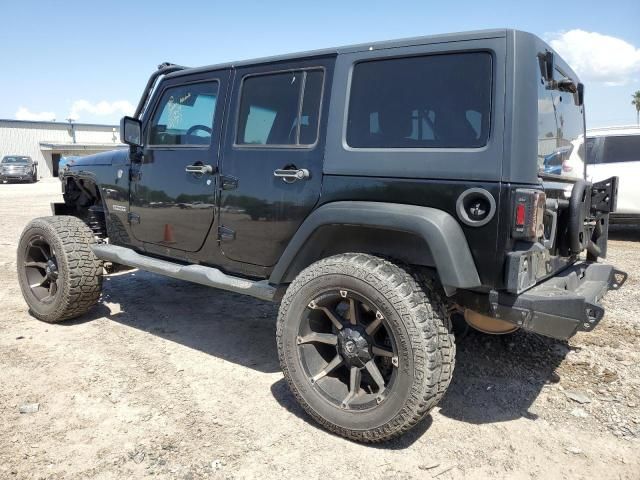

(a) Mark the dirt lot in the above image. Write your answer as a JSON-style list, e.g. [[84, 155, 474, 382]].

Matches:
[[1, 179, 639, 479]]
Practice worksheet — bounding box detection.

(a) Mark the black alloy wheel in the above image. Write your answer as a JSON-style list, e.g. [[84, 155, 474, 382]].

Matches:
[[22, 236, 60, 304], [298, 288, 399, 410]]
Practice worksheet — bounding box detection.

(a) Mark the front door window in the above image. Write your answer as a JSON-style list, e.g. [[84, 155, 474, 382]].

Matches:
[[148, 82, 219, 146]]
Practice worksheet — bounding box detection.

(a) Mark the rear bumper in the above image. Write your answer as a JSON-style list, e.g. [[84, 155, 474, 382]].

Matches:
[[492, 262, 626, 340]]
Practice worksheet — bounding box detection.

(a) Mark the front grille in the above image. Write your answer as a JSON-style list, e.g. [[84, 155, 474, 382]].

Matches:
[[2, 166, 30, 174]]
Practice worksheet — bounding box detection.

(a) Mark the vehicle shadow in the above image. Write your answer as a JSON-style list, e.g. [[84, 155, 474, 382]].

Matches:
[[437, 328, 567, 424], [270, 328, 568, 448], [65, 268, 568, 445], [65, 269, 281, 374]]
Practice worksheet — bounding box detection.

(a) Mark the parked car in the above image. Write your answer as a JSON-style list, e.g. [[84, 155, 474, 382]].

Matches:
[[586, 126, 640, 224], [58, 156, 79, 179], [550, 126, 640, 223], [1, 155, 37, 183], [543, 143, 577, 175], [16, 30, 624, 443]]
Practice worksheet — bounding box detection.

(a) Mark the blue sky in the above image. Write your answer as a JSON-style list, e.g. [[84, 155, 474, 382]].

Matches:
[[1, 0, 639, 127]]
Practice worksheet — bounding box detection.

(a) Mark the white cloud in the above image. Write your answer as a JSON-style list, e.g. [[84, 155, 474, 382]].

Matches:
[[15, 107, 56, 122], [547, 30, 640, 86], [69, 99, 134, 121]]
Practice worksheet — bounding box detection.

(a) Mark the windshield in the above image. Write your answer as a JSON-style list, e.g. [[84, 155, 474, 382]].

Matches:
[[1, 156, 31, 164]]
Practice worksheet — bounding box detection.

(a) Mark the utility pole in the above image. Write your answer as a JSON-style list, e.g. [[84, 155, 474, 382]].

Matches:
[[66, 118, 77, 144]]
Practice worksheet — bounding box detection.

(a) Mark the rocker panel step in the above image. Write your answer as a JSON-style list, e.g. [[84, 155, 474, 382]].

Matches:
[[92, 244, 276, 301]]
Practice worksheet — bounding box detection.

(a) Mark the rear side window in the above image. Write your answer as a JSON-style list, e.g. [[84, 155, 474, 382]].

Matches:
[[236, 69, 324, 146], [346, 52, 492, 149], [149, 81, 219, 146], [600, 135, 640, 163]]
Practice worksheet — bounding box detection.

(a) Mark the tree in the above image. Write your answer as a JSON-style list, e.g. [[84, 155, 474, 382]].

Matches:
[[633, 91, 640, 126]]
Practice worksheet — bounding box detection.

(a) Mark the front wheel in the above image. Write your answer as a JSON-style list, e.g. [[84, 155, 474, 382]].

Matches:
[[17, 216, 103, 323], [276, 253, 455, 443]]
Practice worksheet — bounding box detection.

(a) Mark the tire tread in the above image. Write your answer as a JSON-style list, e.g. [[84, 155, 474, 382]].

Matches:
[[276, 253, 455, 443], [17, 216, 103, 323]]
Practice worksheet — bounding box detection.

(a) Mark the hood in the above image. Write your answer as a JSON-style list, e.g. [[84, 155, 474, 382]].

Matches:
[[71, 149, 129, 167]]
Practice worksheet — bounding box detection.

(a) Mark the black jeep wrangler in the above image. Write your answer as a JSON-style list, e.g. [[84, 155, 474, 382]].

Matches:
[[17, 29, 624, 443]]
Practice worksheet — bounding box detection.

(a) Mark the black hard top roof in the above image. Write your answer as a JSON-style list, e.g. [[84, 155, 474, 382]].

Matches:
[[165, 29, 511, 78]]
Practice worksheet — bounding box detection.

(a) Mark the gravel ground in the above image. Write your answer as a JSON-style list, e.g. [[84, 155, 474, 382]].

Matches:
[[1, 179, 639, 479]]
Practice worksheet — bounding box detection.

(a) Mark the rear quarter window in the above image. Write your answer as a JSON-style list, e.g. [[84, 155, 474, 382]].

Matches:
[[537, 64, 585, 174], [346, 52, 492, 149], [601, 135, 640, 163]]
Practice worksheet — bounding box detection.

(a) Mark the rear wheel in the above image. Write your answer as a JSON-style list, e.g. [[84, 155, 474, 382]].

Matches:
[[276, 253, 455, 443], [17, 216, 103, 323]]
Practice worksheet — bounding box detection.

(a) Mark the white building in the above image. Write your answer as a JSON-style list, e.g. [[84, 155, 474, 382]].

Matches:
[[0, 119, 126, 178]]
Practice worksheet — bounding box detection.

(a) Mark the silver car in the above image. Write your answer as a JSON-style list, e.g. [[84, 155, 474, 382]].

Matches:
[[0, 155, 38, 183]]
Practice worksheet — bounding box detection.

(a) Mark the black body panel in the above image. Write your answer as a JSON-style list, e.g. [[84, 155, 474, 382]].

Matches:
[[318, 175, 506, 288], [218, 57, 335, 267]]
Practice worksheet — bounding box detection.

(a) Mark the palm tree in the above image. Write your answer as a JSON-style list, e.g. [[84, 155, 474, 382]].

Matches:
[[633, 91, 640, 126]]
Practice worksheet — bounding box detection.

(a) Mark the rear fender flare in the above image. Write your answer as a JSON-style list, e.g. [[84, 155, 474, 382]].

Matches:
[[269, 201, 481, 290]]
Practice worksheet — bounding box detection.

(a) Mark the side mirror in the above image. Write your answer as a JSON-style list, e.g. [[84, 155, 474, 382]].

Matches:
[[120, 116, 142, 147]]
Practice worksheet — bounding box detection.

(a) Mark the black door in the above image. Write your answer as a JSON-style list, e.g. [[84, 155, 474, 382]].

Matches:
[[51, 153, 60, 177], [129, 71, 229, 252], [219, 59, 332, 266]]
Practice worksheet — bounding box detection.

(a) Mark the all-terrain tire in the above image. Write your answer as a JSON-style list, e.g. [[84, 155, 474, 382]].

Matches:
[[17, 216, 103, 323], [276, 253, 455, 443]]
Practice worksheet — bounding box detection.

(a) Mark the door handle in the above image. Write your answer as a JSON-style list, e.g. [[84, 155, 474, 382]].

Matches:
[[273, 168, 310, 183], [185, 164, 214, 175]]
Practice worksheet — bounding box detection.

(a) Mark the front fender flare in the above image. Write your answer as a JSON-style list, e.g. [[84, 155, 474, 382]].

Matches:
[[269, 201, 481, 289]]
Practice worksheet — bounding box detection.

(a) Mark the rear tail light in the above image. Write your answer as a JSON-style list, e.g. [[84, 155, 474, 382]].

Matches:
[[515, 203, 526, 226], [512, 189, 546, 240], [562, 160, 573, 172]]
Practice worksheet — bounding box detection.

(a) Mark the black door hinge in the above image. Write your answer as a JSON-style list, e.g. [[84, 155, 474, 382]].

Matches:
[[128, 212, 141, 224], [217, 225, 235, 242], [220, 175, 238, 190]]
